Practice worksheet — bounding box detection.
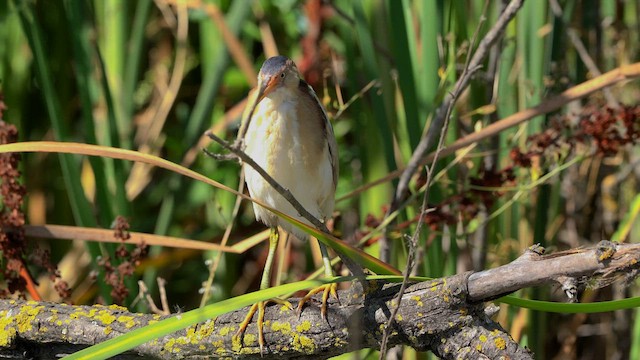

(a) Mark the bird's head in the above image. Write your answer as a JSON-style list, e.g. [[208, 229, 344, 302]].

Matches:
[[255, 56, 300, 103], [239, 56, 302, 140]]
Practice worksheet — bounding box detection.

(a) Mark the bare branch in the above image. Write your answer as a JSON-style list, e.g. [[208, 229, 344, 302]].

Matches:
[[380, 3, 493, 356], [389, 0, 525, 215], [3, 241, 638, 359], [379, 0, 525, 277]]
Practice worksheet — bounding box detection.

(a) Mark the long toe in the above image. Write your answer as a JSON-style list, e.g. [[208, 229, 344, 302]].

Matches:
[[234, 302, 260, 343], [257, 301, 266, 355], [297, 284, 340, 320], [320, 283, 340, 321], [234, 299, 292, 355]]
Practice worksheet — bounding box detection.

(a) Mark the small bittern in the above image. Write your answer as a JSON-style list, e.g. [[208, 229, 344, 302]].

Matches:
[[235, 56, 339, 352]]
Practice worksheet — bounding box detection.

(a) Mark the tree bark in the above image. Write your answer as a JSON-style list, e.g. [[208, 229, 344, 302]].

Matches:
[[1, 241, 637, 359]]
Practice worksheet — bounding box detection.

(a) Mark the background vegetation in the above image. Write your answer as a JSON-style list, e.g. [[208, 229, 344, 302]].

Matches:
[[1, 0, 639, 358]]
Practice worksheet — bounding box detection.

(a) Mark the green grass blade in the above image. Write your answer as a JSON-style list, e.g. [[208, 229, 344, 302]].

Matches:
[[63, 0, 116, 227], [15, 1, 96, 229], [122, 0, 152, 124], [388, 0, 421, 149], [499, 295, 640, 313], [632, 306, 640, 358], [611, 193, 640, 242], [351, 1, 395, 172], [184, 1, 251, 147], [96, 0, 128, 144]]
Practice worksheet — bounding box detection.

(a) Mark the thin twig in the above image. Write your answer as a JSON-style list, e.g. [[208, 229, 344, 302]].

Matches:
[[127, 0, 189, 199], [157, 277, 170, 314], [134, 279, 169, 315], [199, 175, 246, 306], [385, 0, 525, 251], [333, 79, 379, 120]]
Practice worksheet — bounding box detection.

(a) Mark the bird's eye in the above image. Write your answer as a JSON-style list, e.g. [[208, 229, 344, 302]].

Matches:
[[280, 73, 285, 79]]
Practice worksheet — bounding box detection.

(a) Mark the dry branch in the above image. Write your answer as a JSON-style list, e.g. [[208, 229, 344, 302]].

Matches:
[[2, 241, 638, 359]]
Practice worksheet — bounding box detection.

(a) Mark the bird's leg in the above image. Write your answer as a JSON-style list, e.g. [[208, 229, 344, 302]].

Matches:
[[234, 227, 292, 354], [296, 240, 339, 320]]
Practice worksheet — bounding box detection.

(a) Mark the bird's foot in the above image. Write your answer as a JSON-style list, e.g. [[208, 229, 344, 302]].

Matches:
[[296, 283, 339, 321], [234, 298, 293, 355]]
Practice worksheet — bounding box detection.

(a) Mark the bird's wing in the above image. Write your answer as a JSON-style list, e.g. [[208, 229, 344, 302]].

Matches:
[[299, 79, 339, 189]]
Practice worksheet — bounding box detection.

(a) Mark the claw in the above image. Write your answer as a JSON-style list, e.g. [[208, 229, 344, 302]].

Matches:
[[297, 283, 339, 320], [234, 299, 292, 355]]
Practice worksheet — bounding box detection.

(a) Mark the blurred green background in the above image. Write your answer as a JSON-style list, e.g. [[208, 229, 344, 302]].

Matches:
[[1, 0, 640, 358]]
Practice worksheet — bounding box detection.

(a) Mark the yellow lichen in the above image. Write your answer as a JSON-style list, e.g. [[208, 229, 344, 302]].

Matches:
[[182, 328, 198, 344], [17, 304, 45, 333], [163, 338, 176, 353], [176, 328, 198, 345], [96, 310, 116, 325], [117, 315, 136, 328], [411, 295, 423, 307], [104, 326, 113, 335], [296, 320, 311, 332], [196, 320, 215, 338], [479, 334, 487, 342], [292, 334, 316, 353], [231, 336, 242, 352], [334, 336, 348, 347], [108, 304, 128, 312], [395, 314, 403, 322], [243, 333, 256, 345], [0, 310, 16, 347], [271, 321, 291, 334], [219, 326, 233, 336], [494, 337, 506, 350]]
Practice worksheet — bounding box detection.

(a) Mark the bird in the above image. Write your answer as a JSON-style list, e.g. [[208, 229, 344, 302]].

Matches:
[[235, 55, 339, 353]]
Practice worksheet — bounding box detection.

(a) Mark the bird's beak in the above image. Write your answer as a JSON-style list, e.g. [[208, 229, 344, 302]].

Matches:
[[244, 76, 279, 128], [256, 76, 279, 103]]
